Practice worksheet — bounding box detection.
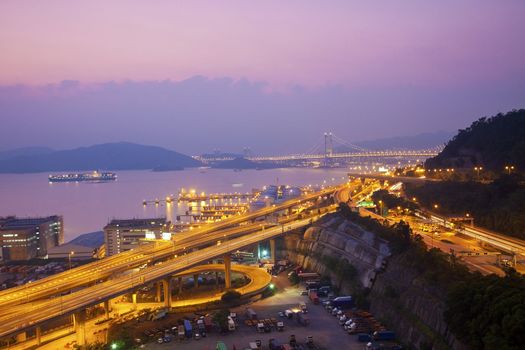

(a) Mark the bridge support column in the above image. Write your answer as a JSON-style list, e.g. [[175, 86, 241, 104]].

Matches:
[[15, 332, 27, 343], [132, 292, 138, 310], [224, 255, 232, 289], [103, 300, 110, 319], [163, 278, 172, 308], [178, 277, 183, 293], [35, 326, 41, 346], [215, 271, 219, 286], [193, 274, 199, 288], [73, 310, 86, 346], [270, 239, 276, 264], [156, 281, 162, 302]]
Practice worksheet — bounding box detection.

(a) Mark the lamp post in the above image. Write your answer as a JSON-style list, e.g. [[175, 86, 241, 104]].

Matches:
[[68, 251, 75, 270], [505, 165, 515, 175], [474, 166, 483, 179]]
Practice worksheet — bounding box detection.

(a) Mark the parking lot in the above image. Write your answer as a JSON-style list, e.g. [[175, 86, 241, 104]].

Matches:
[[143, 274, 363, 350]]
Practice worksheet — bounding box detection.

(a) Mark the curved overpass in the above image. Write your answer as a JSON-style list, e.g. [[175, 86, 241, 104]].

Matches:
[[0, 183, 362, 338], [0, 184, 347, 309], [170, 264, 272, 307]]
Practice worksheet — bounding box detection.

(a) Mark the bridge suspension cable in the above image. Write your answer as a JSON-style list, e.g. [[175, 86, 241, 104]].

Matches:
[[330, 133, 368, 153]]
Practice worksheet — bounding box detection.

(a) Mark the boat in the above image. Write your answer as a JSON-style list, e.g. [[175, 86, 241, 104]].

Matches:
[[48, 171, 117, 183]]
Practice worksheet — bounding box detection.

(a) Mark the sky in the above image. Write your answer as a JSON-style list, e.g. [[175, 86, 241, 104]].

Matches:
[[0, 0, 524, 154]]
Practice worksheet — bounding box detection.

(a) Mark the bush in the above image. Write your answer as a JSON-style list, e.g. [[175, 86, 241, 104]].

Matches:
[[221, 290, 242, 303]]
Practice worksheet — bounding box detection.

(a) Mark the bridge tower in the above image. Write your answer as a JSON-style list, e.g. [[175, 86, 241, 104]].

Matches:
[[324, 132, 333, 167]]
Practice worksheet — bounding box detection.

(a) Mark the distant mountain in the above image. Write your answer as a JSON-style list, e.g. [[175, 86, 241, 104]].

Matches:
[[211, 157, 279, 170], [0, 142, 202, 173], [345, 131, 453, 151], [0, 146, 54, 161], [425, 109, 525, 171], [68, 231, 104, 248]]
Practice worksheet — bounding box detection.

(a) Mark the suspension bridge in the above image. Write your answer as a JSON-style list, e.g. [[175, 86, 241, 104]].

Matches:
[[196, 132, 442, 164]]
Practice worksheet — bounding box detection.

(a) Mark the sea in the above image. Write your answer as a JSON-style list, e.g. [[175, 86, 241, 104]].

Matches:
[[0, 168, 351, 242]]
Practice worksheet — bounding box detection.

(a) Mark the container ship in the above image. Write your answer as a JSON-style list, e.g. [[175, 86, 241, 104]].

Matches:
[[48, 171, 117, 183]]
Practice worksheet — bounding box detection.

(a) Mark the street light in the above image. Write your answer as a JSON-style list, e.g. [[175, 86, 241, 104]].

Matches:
[[474, 166, 483, 179], [433, 204, 439, 210], [68, 251, 75, 270], [505, 165, 515, 174]]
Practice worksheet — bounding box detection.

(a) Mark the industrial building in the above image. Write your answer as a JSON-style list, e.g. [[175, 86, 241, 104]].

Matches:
[[0, 216, 64, 261], [103, 218, 171, 256]]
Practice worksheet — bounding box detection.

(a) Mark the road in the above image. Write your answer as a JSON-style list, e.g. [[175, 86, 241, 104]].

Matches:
[[0, 215, 325, 337], [0, 185, 348, 310], [0, 182, 364, 341]]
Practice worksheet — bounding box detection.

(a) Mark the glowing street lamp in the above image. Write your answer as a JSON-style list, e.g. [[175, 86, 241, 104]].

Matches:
[[68, 251, 75, 270], [505, 165, 515, 174]]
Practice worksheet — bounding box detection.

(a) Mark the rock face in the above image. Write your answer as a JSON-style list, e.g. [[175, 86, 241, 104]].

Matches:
[[283, 215, 390, 292], [281, 214, 466, 350]]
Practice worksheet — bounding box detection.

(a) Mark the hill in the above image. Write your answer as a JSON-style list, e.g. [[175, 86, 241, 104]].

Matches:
[[0, 142, 202, 173], [350, 131, 452, 150], [0, 146, 54, 161], [425, 109, 525, 171], [211, 157, 279, 170]]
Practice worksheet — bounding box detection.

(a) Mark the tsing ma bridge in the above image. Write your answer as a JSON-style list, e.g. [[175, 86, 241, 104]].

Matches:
[[195, 132, 441, 163]]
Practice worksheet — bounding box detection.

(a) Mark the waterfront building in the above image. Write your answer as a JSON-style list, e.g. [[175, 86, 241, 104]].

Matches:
[[0, 216, 64, 261], [103, 218, 170, 256]]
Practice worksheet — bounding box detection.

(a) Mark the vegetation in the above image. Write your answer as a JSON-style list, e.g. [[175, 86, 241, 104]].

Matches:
[[288, 271, 300, 285], [445, 270, 525, 349], [339, 203, 525, 349], [371, 189, 418, 211], [107, 325, 136, 350], [221, 290, 242, 303], [425, 109, 525, 172], [212, 309, 230, 332], [405, 175, 525, 239], [338, 203, 412, 253]]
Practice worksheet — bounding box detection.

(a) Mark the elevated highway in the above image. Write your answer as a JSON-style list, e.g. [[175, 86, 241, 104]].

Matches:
[[0, 184, 348, 309], [0, 182, 367, 343], [0, 215, 326, 338]]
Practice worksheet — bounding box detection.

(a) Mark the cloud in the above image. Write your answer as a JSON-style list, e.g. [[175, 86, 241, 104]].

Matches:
[[0, 77, 524, 154]]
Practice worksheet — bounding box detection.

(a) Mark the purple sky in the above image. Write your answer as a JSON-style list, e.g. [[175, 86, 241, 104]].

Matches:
[[0, 1, 524, 154]]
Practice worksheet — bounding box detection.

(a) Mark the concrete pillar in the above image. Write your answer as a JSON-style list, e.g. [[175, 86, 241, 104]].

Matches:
[[73, 310, 86, 346], [178, 277, 183, 293], [103, 300, 110, 319], [193, 274, 199, 288], [132, 292, 138, 310], [163, 278, 172, 308], [156, 281, 162, 302], [15, 332, 27, 343], [224, 254, 232, 289], [35, 326, 42, 346], [270, 239, 276, 264], [215, 271, 219, 286]]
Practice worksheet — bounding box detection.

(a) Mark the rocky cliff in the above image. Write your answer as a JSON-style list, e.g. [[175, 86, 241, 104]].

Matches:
[[280, 213, 467, 350]]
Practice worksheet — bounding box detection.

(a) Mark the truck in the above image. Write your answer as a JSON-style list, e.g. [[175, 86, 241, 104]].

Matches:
[[299, 301, 308, 313], [216, 341, 228, 350], [204, 316, 213, 332], [331, 296, 353, 309], [297, 312, 310, 326], [228, 317, 236, 331], [309, 291, 319, 304], [357, 333, 372, 342], [373, 330, 396, 341], [177, 325, 185, 340], [183, 319, 192, 338], [246, 308, 257, 320], [298, 272, 320, 280], [148, 309, 167, 321], [268, 338, 282, 350]]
